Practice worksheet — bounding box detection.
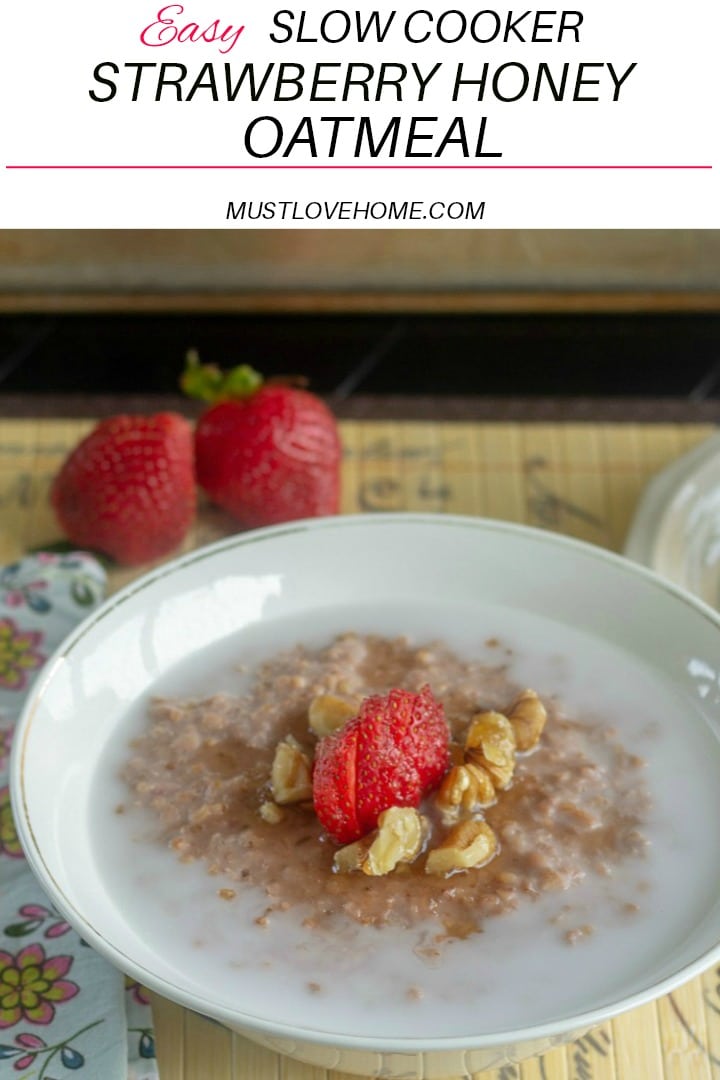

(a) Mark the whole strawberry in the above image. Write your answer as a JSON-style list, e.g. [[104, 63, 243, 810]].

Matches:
[[183, 355, 341, 528], [51, 413, 195, 566], [313, 685, 450, 844]]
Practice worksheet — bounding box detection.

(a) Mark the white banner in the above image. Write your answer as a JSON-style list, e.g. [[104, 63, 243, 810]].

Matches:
[[1, 0, 716, 226]]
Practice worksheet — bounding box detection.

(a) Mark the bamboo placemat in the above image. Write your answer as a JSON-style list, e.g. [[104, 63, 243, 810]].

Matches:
[[1, 416, 719, 1080]]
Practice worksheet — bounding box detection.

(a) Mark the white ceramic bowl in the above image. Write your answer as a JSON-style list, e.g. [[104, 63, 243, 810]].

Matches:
[[11, 514, 720, 1078]]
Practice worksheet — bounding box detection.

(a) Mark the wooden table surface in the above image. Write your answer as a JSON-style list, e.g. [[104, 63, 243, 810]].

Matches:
[[2, 402, 720, 1080]]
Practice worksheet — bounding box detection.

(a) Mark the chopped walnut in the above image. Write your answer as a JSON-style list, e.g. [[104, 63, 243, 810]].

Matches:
[[270, 735, 313, 804], [425, 819, 498, 876], [259, 800, 286, 824], [507, 689, 547, 752], [465, 711, 517, 789], [334, 807, 428, 877], [334, 836, 373, 873], [308, 693, 358, 737]]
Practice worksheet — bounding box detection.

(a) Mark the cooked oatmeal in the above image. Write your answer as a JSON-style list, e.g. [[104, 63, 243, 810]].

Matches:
[[123, 633, 649, 937]]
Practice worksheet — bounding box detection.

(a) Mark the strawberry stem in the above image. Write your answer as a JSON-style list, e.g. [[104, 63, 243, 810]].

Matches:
[[181, 349, 264, 403]]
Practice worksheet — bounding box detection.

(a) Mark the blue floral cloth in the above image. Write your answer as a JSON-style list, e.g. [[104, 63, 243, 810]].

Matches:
[[0, 555, 157, 1079]]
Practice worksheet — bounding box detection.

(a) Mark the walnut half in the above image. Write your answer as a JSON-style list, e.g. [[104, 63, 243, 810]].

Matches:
[[507, 689, 547, 752], [425, 819, 498, 876], [308, 693, 358, 737], [435, 762, 496, 817], [334, 807, 428, 877], [465, 711, 517, 789], [270, 735, 313, 804]]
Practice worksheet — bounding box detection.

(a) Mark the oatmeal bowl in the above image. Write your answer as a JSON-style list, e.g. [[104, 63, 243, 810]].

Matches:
[[10, 514, 720, 1078]]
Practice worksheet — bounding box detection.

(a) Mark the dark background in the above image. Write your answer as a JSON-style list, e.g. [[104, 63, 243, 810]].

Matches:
[[2, 313, 720, 402]]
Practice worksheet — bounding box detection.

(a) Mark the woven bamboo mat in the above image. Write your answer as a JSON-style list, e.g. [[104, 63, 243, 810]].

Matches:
[[1, 416, 720, 1080]]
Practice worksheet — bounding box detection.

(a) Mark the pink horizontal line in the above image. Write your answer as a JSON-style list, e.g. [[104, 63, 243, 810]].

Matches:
[[4, 164, 713, 170]]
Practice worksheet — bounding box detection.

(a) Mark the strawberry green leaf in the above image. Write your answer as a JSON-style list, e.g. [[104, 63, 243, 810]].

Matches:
[[181, 349, 263, 403]]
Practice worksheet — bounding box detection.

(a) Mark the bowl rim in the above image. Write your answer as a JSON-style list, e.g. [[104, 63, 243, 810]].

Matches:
[[11, 511, 720, 1051]]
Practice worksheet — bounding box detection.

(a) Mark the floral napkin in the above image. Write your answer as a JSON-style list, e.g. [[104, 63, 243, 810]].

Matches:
[[0, 554, 157, 1079]]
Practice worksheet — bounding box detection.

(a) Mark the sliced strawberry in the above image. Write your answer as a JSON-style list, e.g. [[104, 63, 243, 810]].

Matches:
[[313, 685, 450, 844], [313, 724, 360, 844]]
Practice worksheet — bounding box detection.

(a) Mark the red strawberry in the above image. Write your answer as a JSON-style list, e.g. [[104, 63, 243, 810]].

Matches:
[[313, 685, 450, 844], [50, 413, 195, 566], [182, 355, 341, 528]]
